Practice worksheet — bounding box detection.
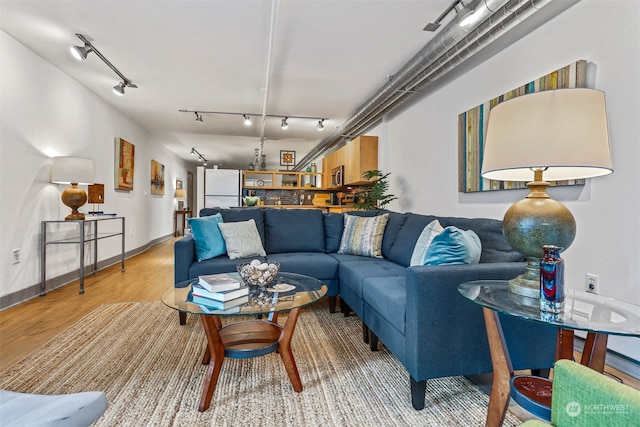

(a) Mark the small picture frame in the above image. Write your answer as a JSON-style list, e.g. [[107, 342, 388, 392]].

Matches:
[[280, 150, 295, 168]]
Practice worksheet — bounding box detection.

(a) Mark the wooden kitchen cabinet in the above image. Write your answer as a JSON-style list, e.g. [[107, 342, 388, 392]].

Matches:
[[343, 135, 378, 185]]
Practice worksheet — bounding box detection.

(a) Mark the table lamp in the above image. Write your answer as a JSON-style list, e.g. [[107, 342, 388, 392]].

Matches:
[[51, 157, 95, 220], [481, 88, 612, 297], [175, 188, 186, 210]]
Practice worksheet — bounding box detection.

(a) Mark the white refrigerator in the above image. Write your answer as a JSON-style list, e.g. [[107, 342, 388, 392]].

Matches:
[[204, 169, 241, 208]]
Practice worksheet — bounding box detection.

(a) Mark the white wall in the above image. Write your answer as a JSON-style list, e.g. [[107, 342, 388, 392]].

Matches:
[[0, 31, 191, 301], [376, 0, 639, 359]]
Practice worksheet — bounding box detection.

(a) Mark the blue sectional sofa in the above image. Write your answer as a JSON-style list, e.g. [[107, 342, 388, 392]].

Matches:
[[174, 207, 558, 409]]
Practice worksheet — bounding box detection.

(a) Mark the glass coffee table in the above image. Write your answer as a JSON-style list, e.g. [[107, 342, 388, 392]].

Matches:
[[459, 280, 640, 426], [162, 272, 327, 412]]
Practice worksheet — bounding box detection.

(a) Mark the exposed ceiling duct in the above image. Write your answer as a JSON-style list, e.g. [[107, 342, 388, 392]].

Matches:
[[294, 0, 569, 170]]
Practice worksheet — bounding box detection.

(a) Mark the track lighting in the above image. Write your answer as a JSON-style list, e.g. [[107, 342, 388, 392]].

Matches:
[[70, 43, 92, 60], [190, 148, 208, 166], [70, 33, 138, 96], [178, 110, 328, 131], [112, 82, 125, 96]]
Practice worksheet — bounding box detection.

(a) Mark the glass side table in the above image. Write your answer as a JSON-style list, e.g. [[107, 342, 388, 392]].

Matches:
[[459, 280, 640, 426], [163, 272, 327, 412]]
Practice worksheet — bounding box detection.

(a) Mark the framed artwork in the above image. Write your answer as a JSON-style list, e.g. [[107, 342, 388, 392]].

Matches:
[[151, 160, 165, 195], [176, 179, 183, 190], [115, 137, 135, 191], [458, 60, 587, 192], [280, 150, 295, 168]]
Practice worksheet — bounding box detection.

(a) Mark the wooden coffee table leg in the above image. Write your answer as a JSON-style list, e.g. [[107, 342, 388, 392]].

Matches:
[[199, 315, 225, 412], [201, 316, 222, 365], [278, 307, 303, 392], [483, 307, 514, 427]]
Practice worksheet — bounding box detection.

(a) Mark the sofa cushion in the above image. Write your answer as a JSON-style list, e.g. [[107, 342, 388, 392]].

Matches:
[[410, 219, 444, 266], [338, 213, 389, 258], [323, 212, 344, 253], [362, 276, 406, 335], [266, 252, 339, 281], [200, 208, 266, 246], [186, 213, 226, 261], [438, 216, 524, 263], [264, 209, 325, 254], [387, 213, 438, 267], [188, 254, 267, 279], [424, 226, 482, 265], [218, 219, 267, 259]]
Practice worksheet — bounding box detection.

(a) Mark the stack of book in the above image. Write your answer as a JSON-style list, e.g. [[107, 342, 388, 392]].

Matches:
[[190, 273, 249, 312]]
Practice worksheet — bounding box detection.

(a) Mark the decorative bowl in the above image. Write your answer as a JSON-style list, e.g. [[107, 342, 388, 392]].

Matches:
[[243, 196, 260, 206], [236, 260, 280, 288]]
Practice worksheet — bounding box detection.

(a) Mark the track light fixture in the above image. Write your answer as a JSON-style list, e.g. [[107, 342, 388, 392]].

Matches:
[[112, 81, 126, 96], [178, 110, 328, 131], [70, 33, 138, 96], [190, 148, 208, 165], [70, 43, 92, 60]]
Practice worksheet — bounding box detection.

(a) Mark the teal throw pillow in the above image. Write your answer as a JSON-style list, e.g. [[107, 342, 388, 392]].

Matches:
[[338, 213, 389, 258], [186, 213, 226, 262], [423, 226, 482, 265], [410, 219, 444, 266]]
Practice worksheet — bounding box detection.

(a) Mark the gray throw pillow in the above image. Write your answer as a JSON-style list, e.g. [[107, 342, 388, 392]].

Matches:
[[218, 219, 266, 260]]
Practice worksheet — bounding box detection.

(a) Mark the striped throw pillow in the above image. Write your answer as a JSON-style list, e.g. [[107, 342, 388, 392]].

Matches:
[[338, 213, 389, 258]]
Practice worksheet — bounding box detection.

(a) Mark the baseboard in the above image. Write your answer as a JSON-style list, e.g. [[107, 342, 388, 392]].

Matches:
[[0, 234, 173, 311]]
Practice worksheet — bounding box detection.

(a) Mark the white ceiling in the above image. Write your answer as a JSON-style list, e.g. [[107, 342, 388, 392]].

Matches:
[[0, 0, 489, 170]]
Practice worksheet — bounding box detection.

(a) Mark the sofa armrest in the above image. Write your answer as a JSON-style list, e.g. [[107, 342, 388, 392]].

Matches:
[[403, 262, 555, 379], [174, 235, 196, 285]]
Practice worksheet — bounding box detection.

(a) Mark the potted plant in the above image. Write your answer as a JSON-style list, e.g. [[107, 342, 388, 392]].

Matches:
[[354, 169, 397, 210]]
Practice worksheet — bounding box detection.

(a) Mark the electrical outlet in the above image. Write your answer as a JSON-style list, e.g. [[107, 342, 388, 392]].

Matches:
[[585, 273, 599, 294], [12, 248, 20, 264]]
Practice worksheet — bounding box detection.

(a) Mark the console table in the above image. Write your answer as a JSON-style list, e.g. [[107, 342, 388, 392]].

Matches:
[[41, 216, 125, 295], [174, 210, 192, 236]]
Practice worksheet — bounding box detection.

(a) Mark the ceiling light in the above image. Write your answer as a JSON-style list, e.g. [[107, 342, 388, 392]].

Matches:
[[112, 82, 125, 96], [243, 115, 252, 126], [190, 148, 196, 156], [70, 43, 92, 60], [317, 119, 325, 131], [281, 118, 289, 129], [195, 112, 203, 122]]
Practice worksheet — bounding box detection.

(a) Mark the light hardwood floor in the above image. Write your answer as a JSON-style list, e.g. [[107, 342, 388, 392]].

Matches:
[[1, 236, 638, 394]]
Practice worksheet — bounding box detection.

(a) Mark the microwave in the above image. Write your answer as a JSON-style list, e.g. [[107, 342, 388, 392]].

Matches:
[[331, 165, 344, 188]]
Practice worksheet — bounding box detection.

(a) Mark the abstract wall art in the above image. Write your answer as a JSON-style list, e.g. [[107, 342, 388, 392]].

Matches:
[[458, 60, 587, 193]]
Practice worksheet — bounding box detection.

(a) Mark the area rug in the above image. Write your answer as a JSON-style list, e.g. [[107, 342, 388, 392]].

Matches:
[[0, 300, 521, 426]]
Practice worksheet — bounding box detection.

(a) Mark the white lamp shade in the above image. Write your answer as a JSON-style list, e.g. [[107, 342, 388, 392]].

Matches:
[[175, 189, 186, 199], [51, 157, 94, 185], [481, 89, 613, 182]]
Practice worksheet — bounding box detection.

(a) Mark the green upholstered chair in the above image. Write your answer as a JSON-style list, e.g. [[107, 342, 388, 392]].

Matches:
[[520, 359, 640, 427]]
